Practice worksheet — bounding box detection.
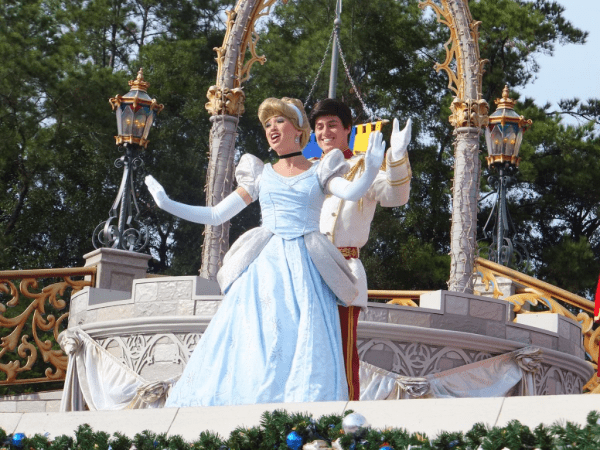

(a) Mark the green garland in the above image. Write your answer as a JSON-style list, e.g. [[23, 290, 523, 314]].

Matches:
[[3, 409, 600, 450]]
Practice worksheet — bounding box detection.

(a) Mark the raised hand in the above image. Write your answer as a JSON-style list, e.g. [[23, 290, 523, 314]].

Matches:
[[390, 118, 412, 160], [145, 175, 168, 208], [364, 130, 386, 172]]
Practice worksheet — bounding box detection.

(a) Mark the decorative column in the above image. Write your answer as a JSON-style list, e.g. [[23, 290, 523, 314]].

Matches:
[[449, 126, 482, 293], [199, 114, 239, 279], [200, 0, 282, 280], [419, 0, 489, 293]]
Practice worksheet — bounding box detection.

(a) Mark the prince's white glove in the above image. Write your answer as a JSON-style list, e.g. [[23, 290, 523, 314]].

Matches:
[[145, 175, 247, 225], [390, 118, 411, 161], [328, 131, 386, 202]]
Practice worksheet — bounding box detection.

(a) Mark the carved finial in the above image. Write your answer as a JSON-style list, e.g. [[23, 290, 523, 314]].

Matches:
[[128, 68, 150, 92], [494, 85, 516, 110]]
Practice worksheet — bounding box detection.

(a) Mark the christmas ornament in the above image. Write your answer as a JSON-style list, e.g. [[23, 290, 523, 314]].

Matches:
[[342, 413, 369, 438], [302, 440, 330, 449], [287, 431, 303, 450], [380, 445, 394, 450], [305, 419, 328, 443], [11, 433, 25, 448]]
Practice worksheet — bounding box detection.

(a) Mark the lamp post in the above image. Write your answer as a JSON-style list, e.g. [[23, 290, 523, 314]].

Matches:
[[92, 68, 164, 252], [481, 86, 532, 268]]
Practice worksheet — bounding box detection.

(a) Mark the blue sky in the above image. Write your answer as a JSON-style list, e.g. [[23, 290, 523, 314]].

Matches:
[[521, 0, 599, 124]]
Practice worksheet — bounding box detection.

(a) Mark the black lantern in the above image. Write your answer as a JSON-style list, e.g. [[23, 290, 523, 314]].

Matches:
[[480, 86, 532, 268], [92, 69, 163, 252]]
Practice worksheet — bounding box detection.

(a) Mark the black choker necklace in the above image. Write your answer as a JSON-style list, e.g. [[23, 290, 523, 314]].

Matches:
[[279, 151, 303, 159]]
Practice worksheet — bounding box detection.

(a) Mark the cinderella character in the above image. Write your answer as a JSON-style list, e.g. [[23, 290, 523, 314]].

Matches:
[[145, 97, 385, 407]]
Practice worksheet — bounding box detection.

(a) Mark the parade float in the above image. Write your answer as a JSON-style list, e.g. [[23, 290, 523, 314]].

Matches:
[[0, 0, 597, 447]]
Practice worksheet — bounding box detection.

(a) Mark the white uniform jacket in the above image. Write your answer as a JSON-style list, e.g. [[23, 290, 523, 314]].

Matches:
[[319, 151, 411, 309]]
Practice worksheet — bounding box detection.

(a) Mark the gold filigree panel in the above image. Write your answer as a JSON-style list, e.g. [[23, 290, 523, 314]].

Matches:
[[474, 257, 598, 392], [0, 268, 95, 385]]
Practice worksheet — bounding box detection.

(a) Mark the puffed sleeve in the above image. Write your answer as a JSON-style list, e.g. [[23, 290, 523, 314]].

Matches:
[[316, 149, 350, 194], [235, 153, 264, 202]]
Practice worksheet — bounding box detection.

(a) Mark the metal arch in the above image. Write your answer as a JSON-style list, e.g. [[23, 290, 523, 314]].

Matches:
[[418, 0, 486, 103], [419, 0, 489, 293], [206, 0, 285, 116], [201, 0, 287, 280]]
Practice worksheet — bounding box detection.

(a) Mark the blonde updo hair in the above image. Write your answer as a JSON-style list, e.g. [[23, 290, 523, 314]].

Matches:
[[258, 97, 311, 149]]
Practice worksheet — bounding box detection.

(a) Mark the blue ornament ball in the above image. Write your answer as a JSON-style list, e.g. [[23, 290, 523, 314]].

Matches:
[[380, 446, 394, 450], [12, 432, 26, 448], [286, 430, 303, 450]]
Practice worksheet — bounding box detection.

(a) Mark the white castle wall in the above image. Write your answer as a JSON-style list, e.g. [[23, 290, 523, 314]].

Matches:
[[67, 278, 592, 397]]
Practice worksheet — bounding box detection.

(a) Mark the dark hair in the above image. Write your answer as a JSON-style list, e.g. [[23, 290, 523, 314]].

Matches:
[[308, 98, 353, 131]]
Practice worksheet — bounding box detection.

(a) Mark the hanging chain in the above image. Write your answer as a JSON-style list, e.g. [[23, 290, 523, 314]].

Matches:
[[305, 28, 335, 106], [334, 27, 375, 121], [305, 25, 377, 121]]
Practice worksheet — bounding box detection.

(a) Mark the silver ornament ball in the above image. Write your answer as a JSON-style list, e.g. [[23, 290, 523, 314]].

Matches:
[[342, 412, 369, 436]]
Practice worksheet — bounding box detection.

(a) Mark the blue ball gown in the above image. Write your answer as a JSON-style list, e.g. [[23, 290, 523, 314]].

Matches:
[[164, 150, 357, 407]]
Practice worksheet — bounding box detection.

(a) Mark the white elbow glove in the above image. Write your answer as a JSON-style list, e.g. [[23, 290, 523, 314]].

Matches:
[[328, 131, 386, 202], [145, 175, 247, 225], [390, 117, 412, 160]]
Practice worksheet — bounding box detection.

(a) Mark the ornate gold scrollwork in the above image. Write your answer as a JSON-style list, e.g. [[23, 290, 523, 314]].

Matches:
[[387, 298, 419, 307], [239, 30, 267, 85], [212, 9, 237, 87], [0, 268, 95, 385], [419, 0, 460, 95], [205, 86, 247, 116], [418, 0, 480, 98], [367, 290, 431, 307], [419, 0, 489, 128], [584, 326, 600, 393], [474, 263, 503, 299], [474, 257, 598, 392], [207, 0, 286, 116], [234, 0, 284, 85], [449, 98, 490, 128]]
